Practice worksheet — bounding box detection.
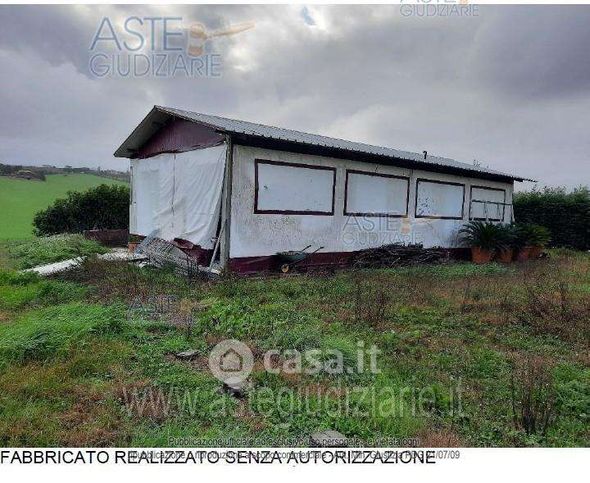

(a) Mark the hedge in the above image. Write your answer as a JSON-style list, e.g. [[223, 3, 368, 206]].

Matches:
[[33, 184, 129, 236], [513, 187, 590, 250]]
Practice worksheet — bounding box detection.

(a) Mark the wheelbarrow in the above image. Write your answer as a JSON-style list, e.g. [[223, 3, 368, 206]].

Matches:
[[276, 245, 324, 273]]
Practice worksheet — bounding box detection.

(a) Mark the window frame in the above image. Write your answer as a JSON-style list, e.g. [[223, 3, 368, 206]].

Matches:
[[343, 169, 410, 218], [469, 185, 507, 222], [414, 178, 466, 220], [253, 159, 337, 216]]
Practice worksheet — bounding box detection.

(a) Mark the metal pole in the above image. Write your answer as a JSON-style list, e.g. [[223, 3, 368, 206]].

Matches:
[[219, 135, 233, 270]]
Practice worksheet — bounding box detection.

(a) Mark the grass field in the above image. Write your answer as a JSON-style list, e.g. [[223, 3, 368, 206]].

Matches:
[[0, 238, 587, 447], [0, 235, 108, 270], [0, 174, 127, 239]]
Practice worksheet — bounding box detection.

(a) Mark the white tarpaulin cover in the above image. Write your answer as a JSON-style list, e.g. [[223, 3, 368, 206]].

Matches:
[[130, 144, 226, 249]]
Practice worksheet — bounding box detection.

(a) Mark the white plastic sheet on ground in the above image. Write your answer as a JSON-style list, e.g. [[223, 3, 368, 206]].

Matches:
[[130, 144, 226, 249]]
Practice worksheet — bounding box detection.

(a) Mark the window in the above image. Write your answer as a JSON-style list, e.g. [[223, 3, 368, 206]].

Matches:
[[254, 160, 336, 215], [470, 186, 506, 221], [344, 170, 409, 217], [415, 179, 465, 219]]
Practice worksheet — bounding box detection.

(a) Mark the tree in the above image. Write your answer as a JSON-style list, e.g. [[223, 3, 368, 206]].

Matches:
[[33, 184, 130, 236], [513, 186, 590, 250]]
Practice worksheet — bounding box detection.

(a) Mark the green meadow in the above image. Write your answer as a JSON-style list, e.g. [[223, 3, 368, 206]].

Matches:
[[0, 240, 587, 447], [0, 174, 127, 239], [0, 177, 587, 448]]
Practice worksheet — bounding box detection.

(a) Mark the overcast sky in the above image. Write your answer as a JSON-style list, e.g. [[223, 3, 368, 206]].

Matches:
[[0, 4, 589, 190]]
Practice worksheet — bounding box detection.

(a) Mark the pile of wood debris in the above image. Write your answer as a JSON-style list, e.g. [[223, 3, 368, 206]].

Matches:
[[352, 244, 449, 268]]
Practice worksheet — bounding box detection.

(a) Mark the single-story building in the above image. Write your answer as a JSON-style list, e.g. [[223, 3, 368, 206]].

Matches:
[[114, 105, 531, 273]]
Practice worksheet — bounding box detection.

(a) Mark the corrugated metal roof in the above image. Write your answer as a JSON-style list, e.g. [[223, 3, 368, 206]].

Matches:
[[115, 105, 532, 182]]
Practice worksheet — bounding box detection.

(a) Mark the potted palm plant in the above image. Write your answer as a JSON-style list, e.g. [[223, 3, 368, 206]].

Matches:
[[459, 221, 504, 264], [128, 234, 143, 253], [495, 224, 517, 263], [529, 224, 551, 258], [515, 224, 550, 260]]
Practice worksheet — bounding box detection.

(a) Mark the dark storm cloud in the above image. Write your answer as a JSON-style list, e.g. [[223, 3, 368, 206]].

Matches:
[[470, 6, 590, 100], [0, 4, 588, 187], [0, 5, 236, 75], [0, 5, 93, 71]]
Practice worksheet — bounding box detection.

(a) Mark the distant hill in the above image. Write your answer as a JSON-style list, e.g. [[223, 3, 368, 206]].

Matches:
[[0, 173, 128, 240], [0, 163, 129, 183]]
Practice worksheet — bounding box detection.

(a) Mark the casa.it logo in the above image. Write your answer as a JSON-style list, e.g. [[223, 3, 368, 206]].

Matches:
[[208, 339, 254, 383]]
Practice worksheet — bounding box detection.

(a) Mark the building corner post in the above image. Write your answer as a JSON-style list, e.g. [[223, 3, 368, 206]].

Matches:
[[220, 135, 233, 270]]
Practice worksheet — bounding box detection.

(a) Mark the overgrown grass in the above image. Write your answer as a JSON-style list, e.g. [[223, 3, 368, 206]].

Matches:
[[0, 250, 587, 447], [0, 270, 87, 311], [0, 303, 126, 366], [4, 234, 108, 269]]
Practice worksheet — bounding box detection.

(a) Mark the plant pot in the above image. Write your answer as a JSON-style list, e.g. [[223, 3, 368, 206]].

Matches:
[[496, 248, 513, 264], [128, 242, 138, 253], [529, 246, 543, 259], [516, 246, 532, 262], [471, 247, 493, 264]]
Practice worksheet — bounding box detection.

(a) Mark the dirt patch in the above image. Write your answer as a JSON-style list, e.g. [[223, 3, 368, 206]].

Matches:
[[58, 387, 126, 446], [417, 427, 464, 447], [165, 352, 210, 372], [234, 399, 267, 432]]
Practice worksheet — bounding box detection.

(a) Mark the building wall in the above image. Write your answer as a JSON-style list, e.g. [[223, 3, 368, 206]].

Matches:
[[229, 144, 514, 259]]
